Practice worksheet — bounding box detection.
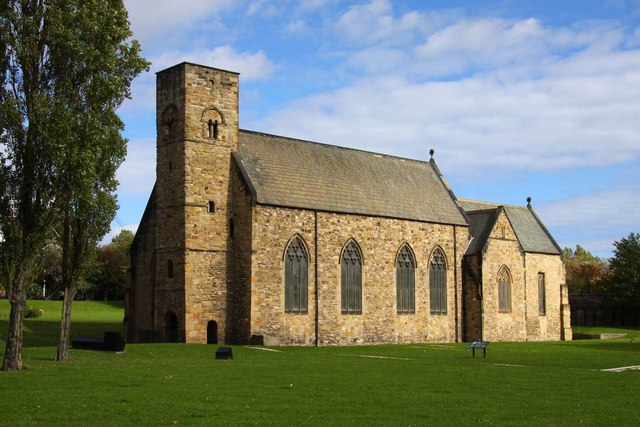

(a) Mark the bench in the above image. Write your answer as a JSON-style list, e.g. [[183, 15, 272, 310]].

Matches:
[[469, 341, 489, 358], [72, 332, 125, 352]]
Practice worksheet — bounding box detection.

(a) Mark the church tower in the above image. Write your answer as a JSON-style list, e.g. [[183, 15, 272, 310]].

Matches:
[[154, 63, 239, 343]]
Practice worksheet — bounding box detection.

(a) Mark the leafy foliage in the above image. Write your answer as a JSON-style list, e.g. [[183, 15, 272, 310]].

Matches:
[[87, 229, 134, 300], [603, 232, 640, 306], [24, 303, 43, 318], [0, 0, 148, 369], [562, 245, 607, 295]]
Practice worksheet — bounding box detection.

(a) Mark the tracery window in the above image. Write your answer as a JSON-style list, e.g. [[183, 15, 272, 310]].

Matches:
[[341, 240, 362, 314], [284, 236, 308, 313], [498, 266, 512, 313], [396, 244, 416, 314], [429, 247, 447, 314], [538, 272, 546, 315]]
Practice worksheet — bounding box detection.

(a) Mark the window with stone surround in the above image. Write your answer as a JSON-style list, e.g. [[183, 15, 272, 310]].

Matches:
[[498, 266, 512, 312], [341, 239, 363, 314], [161, 104, 178, 139], [429, 247, 447, 315], [284, 236, 308, 314], [538, 272, 546, 315], [396, 244, 416, 314]]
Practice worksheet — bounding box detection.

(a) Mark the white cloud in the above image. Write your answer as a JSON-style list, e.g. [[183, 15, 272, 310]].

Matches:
[[335, 0, 428, 46], [116, 138, 156, 196], [298, 0, 334, 11], [246, 13, 640, 177], [124, 0, 237, 51], [537, 188, 640, 256], [538, 189, 640, 230], [251, 57, 640, 175], [150, 46, 276, 81], [287, 19, 308, 34], [246, 0, 280, 17]]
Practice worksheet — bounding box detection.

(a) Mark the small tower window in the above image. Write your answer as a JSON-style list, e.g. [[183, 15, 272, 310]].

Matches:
[[208, 201, 215, 214], [169, 161, 173, 170], [207, 120, 219, 140], [167, 260, 174, 279]]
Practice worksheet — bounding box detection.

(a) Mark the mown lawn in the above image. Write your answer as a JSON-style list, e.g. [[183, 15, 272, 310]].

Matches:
[[1, 301, 639, 426]]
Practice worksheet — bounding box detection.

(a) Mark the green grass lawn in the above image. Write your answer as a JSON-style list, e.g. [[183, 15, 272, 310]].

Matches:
[[1, 301, 639, 426]]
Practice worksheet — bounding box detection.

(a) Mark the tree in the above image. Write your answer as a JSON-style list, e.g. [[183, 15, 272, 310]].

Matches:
[[89, 229, 134, 301], [0, 0, 148, 370], [562, 245, 607, 295], [604, 233, 640, 307]]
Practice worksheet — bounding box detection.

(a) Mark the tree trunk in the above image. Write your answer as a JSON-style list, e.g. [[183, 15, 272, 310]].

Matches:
[[56, 283, 76, 361], [2, 279, 27, 371]]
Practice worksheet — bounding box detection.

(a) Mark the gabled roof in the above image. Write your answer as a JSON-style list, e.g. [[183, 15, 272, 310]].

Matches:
[[235, 130, 468, 226], [465, 209, 499, 255], [458, 199, 561, 255]]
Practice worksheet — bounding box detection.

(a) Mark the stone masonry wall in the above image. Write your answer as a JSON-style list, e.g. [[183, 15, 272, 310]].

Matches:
[[154, 64, 188, 341], [250, 205, 469, 345], [480, 210, 527, 342], [462, 254, 483, 341], [229, 162, 254, 344], [127, 194, 157, 342], [523, 252, 566, 341], [181, 64, 240, 343]]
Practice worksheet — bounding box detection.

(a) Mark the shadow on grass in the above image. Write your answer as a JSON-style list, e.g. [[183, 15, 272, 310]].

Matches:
[[0, 319, 123, 348], [564, 340, 640, 352]]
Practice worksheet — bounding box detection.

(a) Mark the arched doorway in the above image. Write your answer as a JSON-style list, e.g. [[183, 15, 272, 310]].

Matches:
[[207, 321, 218, 344], [164, 311, 178, 342]]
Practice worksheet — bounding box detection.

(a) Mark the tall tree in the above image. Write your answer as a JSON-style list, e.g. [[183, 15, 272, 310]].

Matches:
[[0, 0, 147, 370], [604, 233, 640, 307]]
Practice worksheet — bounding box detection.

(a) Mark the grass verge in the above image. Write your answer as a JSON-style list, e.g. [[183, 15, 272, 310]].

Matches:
[[1, 302, 639, 426]]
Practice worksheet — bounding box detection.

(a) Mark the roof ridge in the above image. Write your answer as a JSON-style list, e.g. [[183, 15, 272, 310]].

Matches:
[[458, 198, 527, 210], [239, 129, 430, 165]]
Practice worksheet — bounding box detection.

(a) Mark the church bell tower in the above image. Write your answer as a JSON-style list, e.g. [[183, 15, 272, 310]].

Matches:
[[154, 62, 239, 343]]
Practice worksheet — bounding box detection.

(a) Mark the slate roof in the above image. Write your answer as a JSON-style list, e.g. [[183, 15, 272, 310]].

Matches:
[[235, 130, 468, 226], [458, 199, 561, 255]]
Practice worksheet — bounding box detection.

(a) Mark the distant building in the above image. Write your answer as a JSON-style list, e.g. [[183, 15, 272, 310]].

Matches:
[[127, 62, 571, 345]]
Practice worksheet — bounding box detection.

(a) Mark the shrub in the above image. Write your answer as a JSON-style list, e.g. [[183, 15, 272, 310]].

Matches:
[[25, 304, 44, 318]]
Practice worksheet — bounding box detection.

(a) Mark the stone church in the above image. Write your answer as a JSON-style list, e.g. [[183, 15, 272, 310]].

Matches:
[[127, 62, 572, 346]]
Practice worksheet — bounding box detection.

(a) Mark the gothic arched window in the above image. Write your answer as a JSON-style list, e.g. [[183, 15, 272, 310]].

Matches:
[[341, 240, 363, 314], [396, 244, 416, 314], [429, 247, 447, 315], [498, 266, 512, 313], [284, 236, 308, 314]]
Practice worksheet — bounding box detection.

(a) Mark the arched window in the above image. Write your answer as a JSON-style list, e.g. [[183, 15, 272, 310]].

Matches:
[[429, 247, 447, 315], [498, 266, 512, 313], [396, 244, 416, 314], [284, 236, 308, 313], [341, 240, 362, 314]]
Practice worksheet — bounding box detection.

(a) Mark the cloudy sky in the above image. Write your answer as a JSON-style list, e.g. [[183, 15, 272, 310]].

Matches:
[[114, 0, 640, 258]]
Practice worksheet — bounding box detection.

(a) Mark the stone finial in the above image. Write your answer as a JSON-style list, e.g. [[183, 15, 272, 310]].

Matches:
[[527, 196, 532, 207], [429, 148, 435, 160]]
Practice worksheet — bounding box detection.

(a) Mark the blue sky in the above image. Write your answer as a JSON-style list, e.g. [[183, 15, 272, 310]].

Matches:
[[114, 0, 640, 258]]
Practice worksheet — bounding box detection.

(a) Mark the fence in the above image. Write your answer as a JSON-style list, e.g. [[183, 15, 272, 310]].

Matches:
[[570, 294, 640, 327]]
